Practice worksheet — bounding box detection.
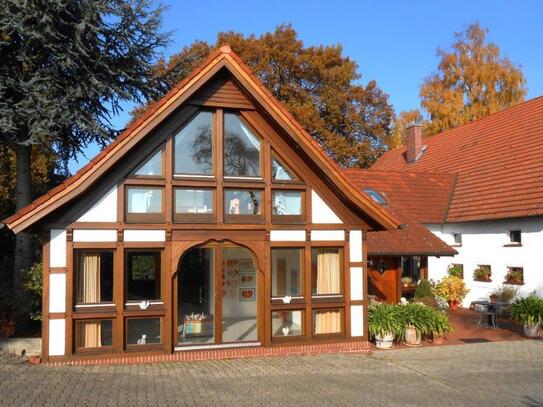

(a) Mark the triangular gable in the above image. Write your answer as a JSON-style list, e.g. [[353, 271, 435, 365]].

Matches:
[[3, 45, 398, 233]]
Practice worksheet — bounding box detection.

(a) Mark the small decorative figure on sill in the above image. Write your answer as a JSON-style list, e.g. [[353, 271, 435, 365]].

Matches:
[[282, 326, 290, 336], [139, 300, 150, 310], [137, 334, 147, 345], [282, 295, 292, 304]]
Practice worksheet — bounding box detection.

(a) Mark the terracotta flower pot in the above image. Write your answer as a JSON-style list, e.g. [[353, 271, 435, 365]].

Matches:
[[448, 300, 459, 310]]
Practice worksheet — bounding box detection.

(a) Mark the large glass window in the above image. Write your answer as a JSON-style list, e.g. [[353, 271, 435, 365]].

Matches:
[[126, 251, 161, 301], [272, 191, 303, 217], [126, 318, 162, 346], [311, 248, 342, 296], [126, 187, 163, 214], [272, 156, 297, 181], [224, 190, 262, 217], [75, 319, 113, 349], [224, 113, 261, 177], [134, 149, 163, 177], [271, 248, 302, 297], [75, 251, 114, 304], [174, 111, 213, 175], [272, 310, 303, 338], [174, 188, 214, 218]]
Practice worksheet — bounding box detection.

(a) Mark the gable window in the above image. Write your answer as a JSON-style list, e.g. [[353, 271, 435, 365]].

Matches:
[[126, 187, 163, 222], [271, 248, 303, 297], [223, 113, 261, 178], [272, 156, 297, 181], [272, 190, 303, 221], [510, 230, 522, 245], [174, 111, 213, 176], [224, 189, 262, 221], [453, 233, 462, 246], [174, 188, 214, 221], [311, 248, 343, 296], [75, 251, 114, 304], [133, 149, 163, 177], [126, 251, 161, 301]]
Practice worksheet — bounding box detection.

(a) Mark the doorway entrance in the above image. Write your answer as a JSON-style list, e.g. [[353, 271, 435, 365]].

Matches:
[[176, 243, 259, 347]]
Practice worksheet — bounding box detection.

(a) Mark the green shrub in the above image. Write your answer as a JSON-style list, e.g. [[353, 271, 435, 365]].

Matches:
[[414, 279, 434, 300], [23, 262, 43, 321], [491, 285, 519, 304], [448, 264, 464, 278], [368, 303, 404, 340], [434, 276, 469, 302], [399, 303, 435, 336]]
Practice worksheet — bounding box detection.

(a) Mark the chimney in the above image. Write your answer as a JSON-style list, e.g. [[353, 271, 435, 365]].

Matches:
[[406, 123, 422, 163]]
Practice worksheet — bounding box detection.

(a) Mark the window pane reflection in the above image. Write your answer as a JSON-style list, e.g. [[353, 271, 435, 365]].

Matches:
[[224, 113, 261, 177]]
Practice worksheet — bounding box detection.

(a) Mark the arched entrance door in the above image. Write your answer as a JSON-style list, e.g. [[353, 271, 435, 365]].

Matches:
[[176, 243, 259, 347]]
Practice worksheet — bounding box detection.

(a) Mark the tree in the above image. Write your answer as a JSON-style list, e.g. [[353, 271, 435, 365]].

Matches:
[[387, 110, 424, 149], [134, 25, 394, 168], [0, 0, 169, 312], [420, 23, 526, 135]]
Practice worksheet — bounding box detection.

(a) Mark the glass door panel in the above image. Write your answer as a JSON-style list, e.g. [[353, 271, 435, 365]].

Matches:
[[177, 248, 215, 345], [221, 247, 258, 343]]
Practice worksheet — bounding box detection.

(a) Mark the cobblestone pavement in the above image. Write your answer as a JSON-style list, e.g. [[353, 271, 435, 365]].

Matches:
[[0, 340, 542, 406]]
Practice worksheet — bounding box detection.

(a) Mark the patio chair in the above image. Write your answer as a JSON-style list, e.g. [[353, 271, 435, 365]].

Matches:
[[474, 304, 498, 328]]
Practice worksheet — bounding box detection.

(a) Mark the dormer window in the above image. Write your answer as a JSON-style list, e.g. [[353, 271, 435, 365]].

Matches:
[[363, 188, 386, 206]]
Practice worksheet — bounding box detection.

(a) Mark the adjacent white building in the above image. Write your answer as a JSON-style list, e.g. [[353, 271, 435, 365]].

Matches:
[[372, 97, 543, 306]]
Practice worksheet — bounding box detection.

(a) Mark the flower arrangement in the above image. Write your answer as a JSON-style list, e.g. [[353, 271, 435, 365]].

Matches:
[[434, 276, 469, 309], [184, 313, 212, 321], [504, 268, 524, 285], [448, 264, 464, 279], [473, 265, 492, 282], [401, 276, 415, 288]]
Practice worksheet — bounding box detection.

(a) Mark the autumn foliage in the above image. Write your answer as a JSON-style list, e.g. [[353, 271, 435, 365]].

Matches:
[[133, 25, 394, 168]]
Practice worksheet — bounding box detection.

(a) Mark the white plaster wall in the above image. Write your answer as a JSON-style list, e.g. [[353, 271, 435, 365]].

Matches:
[[270, 230, 306, 242], [310, 230, 345, 241], [49, 229, 66, 268], [350, 267, 363, 301], [73, 229, 117, 242], [123, 229, 166, 242], [349, 230, 363, 262], [350, 305, 364, 337], [49, 274, 66, 313], [427, 217, 543, 307], [77, 186, 117, 222], [49, 319, 65, 356], [311, 190, 342, 224]]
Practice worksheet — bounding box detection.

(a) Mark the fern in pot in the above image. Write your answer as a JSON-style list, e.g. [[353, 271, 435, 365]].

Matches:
[[510, 295, 543, 338], [368, 303, 403, 349]]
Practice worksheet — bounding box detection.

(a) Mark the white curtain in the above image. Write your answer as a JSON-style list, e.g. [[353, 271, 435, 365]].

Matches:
[[315, 249, 341, 334]]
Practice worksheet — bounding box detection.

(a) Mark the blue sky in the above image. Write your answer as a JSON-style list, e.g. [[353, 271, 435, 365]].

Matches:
[[68, 0, 543, 172]]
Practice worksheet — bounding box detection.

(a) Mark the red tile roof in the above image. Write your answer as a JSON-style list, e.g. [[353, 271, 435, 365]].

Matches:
[[372, 97, 543, 222], [3, 45, 398, 233], [345, 169, 457, 256]]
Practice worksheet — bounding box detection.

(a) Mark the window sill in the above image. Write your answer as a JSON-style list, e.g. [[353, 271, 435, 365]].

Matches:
[[450, 244, 462, 248], [504, 281, 524, 286], [503, 243, 522, 247]]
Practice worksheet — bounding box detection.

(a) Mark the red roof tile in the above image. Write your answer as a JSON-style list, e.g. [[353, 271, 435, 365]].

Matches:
[[345, 169, 456, 256], [372, 97, 543, 222]]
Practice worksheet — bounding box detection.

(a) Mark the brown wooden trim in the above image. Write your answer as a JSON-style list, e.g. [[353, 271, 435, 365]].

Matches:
[[49, 267, 67, 274]]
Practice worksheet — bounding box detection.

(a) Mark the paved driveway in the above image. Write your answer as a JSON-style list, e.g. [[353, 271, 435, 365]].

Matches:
[[0, 340, 542, 406]]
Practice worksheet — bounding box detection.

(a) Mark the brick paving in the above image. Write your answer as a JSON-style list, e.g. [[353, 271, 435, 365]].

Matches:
[[0, 340, 542, 406]]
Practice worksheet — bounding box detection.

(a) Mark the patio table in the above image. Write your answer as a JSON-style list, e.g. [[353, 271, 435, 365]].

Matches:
[[470, 300, 508, 328]]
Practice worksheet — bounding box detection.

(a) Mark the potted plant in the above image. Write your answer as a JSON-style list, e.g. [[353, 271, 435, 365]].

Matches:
[[510, 296, 543, 338], [473, 265, 492, 282], [434, 276, 469, 310], [504, 269, 524, 285], [368, 303, 403, 349], [448, 264, 464, 279], [491, 285, 519, 304], [399, 303, 433, 346], [430, 311, 453, 344]]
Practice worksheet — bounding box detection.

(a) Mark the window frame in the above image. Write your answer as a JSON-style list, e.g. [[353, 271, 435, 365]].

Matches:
[[125, 185, 165, 223], [223, 188, 265, 223], [452, 233, 462, 246], [74, 318, 115, 354], [172, 110, 216, 178], [271, 153, 301, 184], [311, 307, 345, 338], [509, 230, 522, 245], [271, 309, 305, 342], [271, 189, 305, 224], [124, 250, 163, 303], [73, 250, 115, 307], [173, 187, 216, 223], [310, 247, 345, 302], [270, 247, 304, 301], [222, 112, 263, 180], [130, 146, 165, 180], [125, 316, 164, 351]]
